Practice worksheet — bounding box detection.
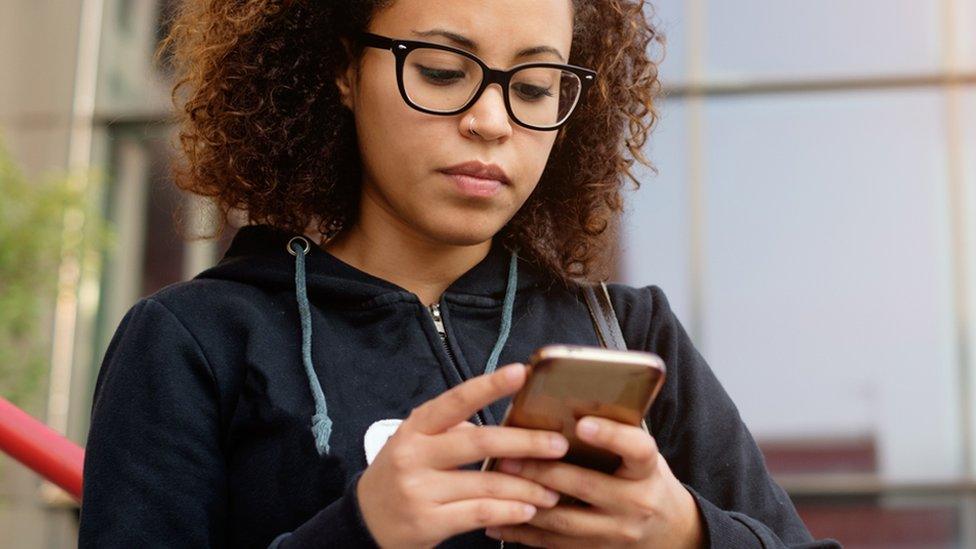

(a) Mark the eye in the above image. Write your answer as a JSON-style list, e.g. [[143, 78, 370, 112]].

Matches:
[[512, 82, 554, 101], [417, 65, 466, 85]]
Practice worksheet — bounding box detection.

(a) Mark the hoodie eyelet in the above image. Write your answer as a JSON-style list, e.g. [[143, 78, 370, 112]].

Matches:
[[287, 236, 311, 256]]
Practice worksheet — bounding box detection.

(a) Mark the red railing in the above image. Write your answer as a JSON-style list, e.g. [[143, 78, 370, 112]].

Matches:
[[0, 396, 84, 501]]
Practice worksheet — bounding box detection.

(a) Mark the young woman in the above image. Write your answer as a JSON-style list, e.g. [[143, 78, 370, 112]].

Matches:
[[79, 0, 840, 547]]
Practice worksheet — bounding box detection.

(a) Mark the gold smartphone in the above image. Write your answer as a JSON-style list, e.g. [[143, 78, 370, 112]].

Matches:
[[480, 344, 666, 505]]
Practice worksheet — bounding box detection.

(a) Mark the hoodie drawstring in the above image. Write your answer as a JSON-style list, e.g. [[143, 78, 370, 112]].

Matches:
[[483, 247, 519, 376], [289, 237, 334, 456], [288, 236, 519, 457]]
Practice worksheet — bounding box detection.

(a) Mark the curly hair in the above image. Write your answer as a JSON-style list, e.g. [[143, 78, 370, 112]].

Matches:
[[157, 0, 664, 284]]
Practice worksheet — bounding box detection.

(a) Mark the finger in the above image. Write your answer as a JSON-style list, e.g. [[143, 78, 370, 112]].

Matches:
[[524, 505, 624, 540], [486, 522, 592, 548], [424, 425, 569, 469], [576, 416, 659, 480], [428, 470, 561, 509], [432, 497, 538, 538], [406, 363, 526, 435], [496, 458, 634, 513], [446, 421, 479, 432]]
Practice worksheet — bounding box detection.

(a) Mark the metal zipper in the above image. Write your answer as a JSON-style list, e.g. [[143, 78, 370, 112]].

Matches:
[[427, 302, 507, 548], [427, 302, 484, 427]]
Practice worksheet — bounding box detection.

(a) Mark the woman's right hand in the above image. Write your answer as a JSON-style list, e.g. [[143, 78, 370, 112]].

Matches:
[[355, 362, 570, 548]]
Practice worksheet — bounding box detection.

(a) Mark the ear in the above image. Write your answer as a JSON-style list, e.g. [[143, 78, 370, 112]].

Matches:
[[334, 37, 357, 111]]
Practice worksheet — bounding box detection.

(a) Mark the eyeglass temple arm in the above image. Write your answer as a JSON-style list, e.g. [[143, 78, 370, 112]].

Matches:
[[357, 32, 395, 51]]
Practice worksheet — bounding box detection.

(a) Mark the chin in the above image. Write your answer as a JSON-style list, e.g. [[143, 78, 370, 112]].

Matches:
[[423, 220, 505, 248]]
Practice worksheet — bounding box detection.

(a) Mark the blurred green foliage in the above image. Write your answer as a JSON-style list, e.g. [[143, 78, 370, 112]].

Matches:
[[0, 136, 107, 408]]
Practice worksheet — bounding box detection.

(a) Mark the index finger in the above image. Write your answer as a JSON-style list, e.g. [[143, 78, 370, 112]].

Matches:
[[406, 362, 527, 435]]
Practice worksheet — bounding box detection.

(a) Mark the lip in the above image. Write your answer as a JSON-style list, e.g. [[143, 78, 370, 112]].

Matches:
[[438, 161, 511, 186], [441, 172, 503, 198]]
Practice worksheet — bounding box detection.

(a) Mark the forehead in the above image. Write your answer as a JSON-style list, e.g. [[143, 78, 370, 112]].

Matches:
[[369, 0, 575, 62]]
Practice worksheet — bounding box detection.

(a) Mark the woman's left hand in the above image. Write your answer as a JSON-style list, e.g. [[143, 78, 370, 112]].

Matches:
[[485, 416, 704, 548]]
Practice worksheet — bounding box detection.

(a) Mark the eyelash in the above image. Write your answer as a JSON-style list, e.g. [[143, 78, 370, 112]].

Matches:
[[417, 66, 555, 101]]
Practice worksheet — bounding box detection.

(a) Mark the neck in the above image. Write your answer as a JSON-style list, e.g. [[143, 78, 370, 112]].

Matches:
[[312, 198, 493, 307]]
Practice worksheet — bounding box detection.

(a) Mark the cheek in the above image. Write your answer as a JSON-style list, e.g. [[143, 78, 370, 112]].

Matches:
[[356, 88, 432, 184], [515, 133, 559, 191]]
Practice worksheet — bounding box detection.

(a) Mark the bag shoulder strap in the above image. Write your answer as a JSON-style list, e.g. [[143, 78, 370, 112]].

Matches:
[[581, 281, 627, 351], [581, 281, 652, 435]]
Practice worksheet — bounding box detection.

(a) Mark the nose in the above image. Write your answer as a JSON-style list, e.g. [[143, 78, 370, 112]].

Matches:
[[460, 84, 513, 141]]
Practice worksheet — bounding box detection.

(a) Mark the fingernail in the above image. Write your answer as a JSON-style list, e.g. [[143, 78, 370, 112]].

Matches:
[[522, 504, 537, 517], [545, 489, 560, 505], [499, 458, 522, 473], [485, 527, 501, 539], [505, 363, 523, 381], [578, 418, 599, 437], [550, 435, 568, 453]]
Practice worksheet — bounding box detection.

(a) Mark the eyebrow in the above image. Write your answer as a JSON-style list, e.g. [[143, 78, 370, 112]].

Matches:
[[411, 28, 566, 62]]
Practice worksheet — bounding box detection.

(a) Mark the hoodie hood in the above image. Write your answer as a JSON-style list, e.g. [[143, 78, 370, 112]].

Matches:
[[205, 224, 548, 305], [198, 224, 549, 456]]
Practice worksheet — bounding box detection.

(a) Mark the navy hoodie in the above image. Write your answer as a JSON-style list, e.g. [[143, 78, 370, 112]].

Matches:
[[79, 224, 841, 548]]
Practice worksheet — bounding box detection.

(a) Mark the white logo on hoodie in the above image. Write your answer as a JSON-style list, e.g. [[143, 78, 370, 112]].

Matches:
[[363, 418, 403, 465]]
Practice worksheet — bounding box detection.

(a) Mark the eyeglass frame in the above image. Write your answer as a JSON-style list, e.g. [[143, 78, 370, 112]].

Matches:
[[356, 31, 597, 131]]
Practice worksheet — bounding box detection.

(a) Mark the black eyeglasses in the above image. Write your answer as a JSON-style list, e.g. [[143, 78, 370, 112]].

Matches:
[[356, 32, 597, 131]]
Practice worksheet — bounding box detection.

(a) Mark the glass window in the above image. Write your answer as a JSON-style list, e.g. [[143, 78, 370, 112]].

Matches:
[[700, 89, 961, 481], [648, 0, 689, 86], [620, 99, 694, 320], [704, 0, 943, 80], [140, 136, 186, 297], [963, 89, 976, 477], [958, 1, 976, 70], [96, 0, 170, 115]]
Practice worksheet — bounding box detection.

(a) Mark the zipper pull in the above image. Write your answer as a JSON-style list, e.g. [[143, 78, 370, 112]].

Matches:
[[428, 303, 447, 339]]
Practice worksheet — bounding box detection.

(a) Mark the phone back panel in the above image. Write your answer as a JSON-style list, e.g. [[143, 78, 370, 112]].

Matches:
[[484, 345, 665, 476]]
